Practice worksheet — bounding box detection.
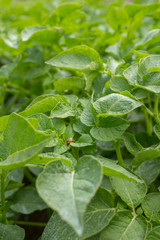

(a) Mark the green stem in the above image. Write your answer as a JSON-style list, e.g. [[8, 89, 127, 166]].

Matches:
[[9, 220, 47, 227], [24, 168, 35, 184], [142, 107, 152, 136], [114, 140, 125, 167], [154, 95, 159, 123], [148, 93, 153, 132], [24, 164, 44, 169], [1, 170, 6, 223]]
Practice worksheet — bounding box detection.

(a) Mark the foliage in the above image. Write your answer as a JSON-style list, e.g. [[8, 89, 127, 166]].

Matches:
[[0, 0, 160, 239]]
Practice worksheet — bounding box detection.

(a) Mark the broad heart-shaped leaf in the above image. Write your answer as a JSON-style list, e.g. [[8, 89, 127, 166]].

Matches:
[[45, 45, 103, 71], [56, 2, 83, 20], [141, 193, 160, 221], [135, 159, 160, 186], [138, 55, 160, 79], [20, 95, 68, 117], [146, 224, 160, 240], [80, 100, 95, 126], [0, 113, 50, 169], [121, 132, 142, 156], [133, 146, 160, 167], [10, 186, 46, 214], [137, 72, 160, 93], [81, 155, 142, 183], [135, 28, 160, 48], [100, 211, 147, 240], [54, 77, 85, 92], [123, 64, 138, 85], [42, 188, 115, 240], [21, 26, 62, 42], [36, 157, 102, 235], [90, 116, 130, 142], [50, 102, 75, 118], [73, 119, 90, 135], [28, 113, 54, 132], [93, 93, 142, 116], [0, 223, 25, 240], [21, 26, 46, 41], [110, 76, 131, 93], [110, 176, 147, 209], [70, 134, 93, 148]]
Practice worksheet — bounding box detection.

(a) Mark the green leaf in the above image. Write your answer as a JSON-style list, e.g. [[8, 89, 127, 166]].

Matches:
[[0, 60, 19, 79], [42, 188, 115, 240], [0, 223, 25, 240], [79, 188, 115, 238], [83, 155, 142, 183], [54, 77, 85, 92], [90, 116, 130, 142], [50, 102, 75, 118], [146, 224, 160, 240], [121, 132, 142, 156], [10, 186, 46, 214], [137, 72, 160, 93], [0, 115, 9, 132], [123, 64, 138, 85], [20, 95, 68, 117], [100, 211, 147, 240], [73, 119, 90, 134], [106, 57, 124, 74], [107, 6, 128, 31], [30, 113, 53, 132], [70, 134, 93, 147], [131, 88, 148, 99], [138, 56, 160, 79], [133, 146, 160, 167], [21, 26, 62, 42], [52, 118, 66, 136], [135, 29, 160, 48], [110, 76, 132, 93], [0, 113, 50, 169], [110, 177, 147, 208], [56, 2, 83, 21], [30, 152, 73, 166], [154, 123, 160, 139], [135, 159, 160, 186], [54, 139, 69, 154], [46, 45, 103, 71], [21, 26, 46, 41], [125, 3, 160, 17], [93, 93, 142, 116], [80, 100, 95, 126], [36, 157, 102, 235], [142, 193, 160, 221], [24, 47, 44, 64]]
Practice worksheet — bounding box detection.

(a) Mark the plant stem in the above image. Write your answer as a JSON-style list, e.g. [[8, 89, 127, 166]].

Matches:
[[9, 220, 47, 227], [154, 95, 159, 123], [1, 170, 6, 223], [148, 93, 153, 133], [142, 107, 152, 136], [24, 168, 35, 184], [114, 140, 125, 167]]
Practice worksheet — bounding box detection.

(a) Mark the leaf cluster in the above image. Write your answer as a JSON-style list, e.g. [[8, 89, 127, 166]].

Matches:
[[0, 0, 160, 239]]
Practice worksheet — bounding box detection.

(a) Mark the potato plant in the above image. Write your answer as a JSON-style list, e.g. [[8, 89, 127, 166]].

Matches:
[[0, 0, 160, 239]]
